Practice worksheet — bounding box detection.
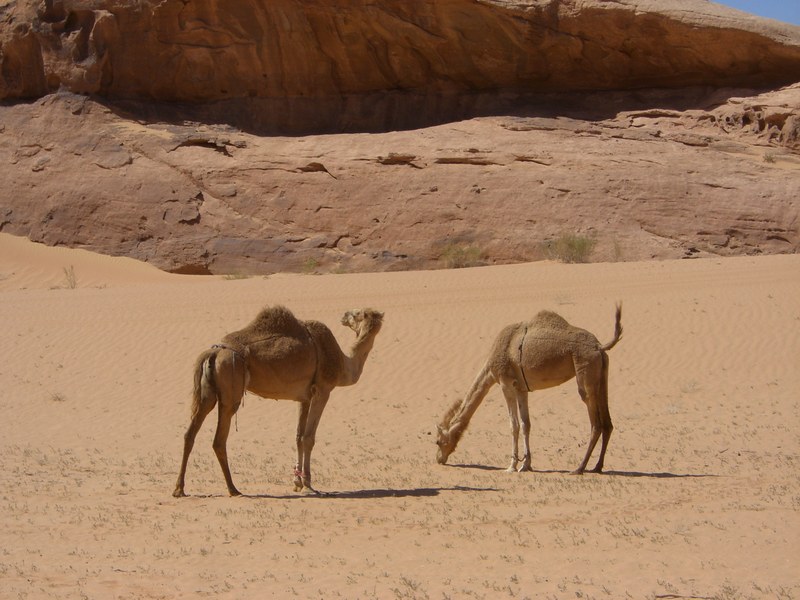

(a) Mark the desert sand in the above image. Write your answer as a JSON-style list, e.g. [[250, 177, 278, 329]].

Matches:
[[1, 232, 798, 599]]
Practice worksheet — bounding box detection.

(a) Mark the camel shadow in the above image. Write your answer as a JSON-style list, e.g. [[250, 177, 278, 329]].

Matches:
[[529, 468, 718, 478], [449, 463, 507, 472], [602, 470, 718, 479], [241, 484, 498, 500], [451, 464, 717, 478]]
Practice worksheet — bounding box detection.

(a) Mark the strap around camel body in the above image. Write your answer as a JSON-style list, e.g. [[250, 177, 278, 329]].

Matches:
[[211, 342, 247, 359], [518, 327, 532, 392]]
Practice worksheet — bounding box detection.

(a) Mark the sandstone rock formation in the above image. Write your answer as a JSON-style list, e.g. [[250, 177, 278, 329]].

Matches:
[[0, 0, 799, 273], [3, 0, 800, 132], [2, 84, 798, 274]]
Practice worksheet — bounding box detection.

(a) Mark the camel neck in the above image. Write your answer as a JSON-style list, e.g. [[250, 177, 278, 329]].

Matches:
[[449, 365, 494, 437], [342, 324, 380, 385]]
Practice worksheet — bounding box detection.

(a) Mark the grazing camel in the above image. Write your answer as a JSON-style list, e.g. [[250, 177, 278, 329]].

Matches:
[[436, 305, 622, 474], [173, 305, 383, 497]]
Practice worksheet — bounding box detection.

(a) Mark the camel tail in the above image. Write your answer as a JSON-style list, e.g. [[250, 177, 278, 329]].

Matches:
[[601, 303, 623, 352], [190, 348, 219, 418]]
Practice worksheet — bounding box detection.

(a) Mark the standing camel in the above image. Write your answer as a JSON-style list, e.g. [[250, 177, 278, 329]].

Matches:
[[173, 305, 383, 497], [436, 305, 622, 473]]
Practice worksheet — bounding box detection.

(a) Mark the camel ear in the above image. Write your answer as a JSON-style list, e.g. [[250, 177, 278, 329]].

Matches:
[[365, 308, 383, 321], [436, 424, 444, 435]]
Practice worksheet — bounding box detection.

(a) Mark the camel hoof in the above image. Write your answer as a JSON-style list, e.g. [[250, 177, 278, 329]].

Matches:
[[229, 489, 242, 497], [172, 488, 186, 498], [517, 465, 533, 473], [570, 469, 585, 476]]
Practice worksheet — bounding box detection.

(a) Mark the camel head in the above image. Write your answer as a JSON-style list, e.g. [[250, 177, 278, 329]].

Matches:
[[435, 424, 457, 464], [341, 308, 384, 336]]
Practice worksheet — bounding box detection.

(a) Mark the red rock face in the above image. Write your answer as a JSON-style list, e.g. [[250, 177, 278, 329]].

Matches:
[[0, 1, 799, 273], [3, 0, 800, 132]]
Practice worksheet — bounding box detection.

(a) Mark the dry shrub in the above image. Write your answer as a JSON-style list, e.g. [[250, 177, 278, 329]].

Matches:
[[440, 243, 484, 269], [63, 265, 77, 289], [546, 234, 596, 263]]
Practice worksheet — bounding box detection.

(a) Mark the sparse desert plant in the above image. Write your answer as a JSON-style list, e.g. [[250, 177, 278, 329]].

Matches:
[[50, 392, 67, 402], [763, 152, 776, 163], [440, 243, 484, 268], [545, 233, 596, 263], [391, 575, 429, 599], [612, 238, 624, 262], [63, 265, 77, 289], [302, 257, 319, 274], [679, 379, 701, 394]]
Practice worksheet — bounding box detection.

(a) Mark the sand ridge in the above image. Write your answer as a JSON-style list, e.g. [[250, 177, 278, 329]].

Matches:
[[0, 233, 798, 598]]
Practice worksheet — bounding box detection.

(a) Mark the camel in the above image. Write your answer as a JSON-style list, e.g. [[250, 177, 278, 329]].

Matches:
[[436, 305, 622, 474], [173, 305, 383, 497]]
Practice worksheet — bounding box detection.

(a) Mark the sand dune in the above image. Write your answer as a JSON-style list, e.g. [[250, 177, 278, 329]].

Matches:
[[1, 233, 798, 599], [0, 233, 175, 291]]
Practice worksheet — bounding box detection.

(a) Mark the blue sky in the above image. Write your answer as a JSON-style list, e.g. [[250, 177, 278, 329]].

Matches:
[[715, 1, 800, 25]]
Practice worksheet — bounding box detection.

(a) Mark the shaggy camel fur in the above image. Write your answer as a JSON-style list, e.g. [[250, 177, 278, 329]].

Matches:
[[436, 305, 622, 473], [173, 305, 383, 497]]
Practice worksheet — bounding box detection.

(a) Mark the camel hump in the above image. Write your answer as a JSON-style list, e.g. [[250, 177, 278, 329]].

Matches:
[[530, 310, 570, 329], [527, 310, 602, 350], [227, 305, 309, 344], [251, 305, 302, 331]]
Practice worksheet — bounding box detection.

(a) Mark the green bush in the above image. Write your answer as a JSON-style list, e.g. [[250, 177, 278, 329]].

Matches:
[[302, 258, 319, 274], [546, 234, 596, 264]]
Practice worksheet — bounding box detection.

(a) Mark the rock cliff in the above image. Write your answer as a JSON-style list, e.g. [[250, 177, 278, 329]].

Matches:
[[3, 0, 800, 132], [1, 0, 799, 273]]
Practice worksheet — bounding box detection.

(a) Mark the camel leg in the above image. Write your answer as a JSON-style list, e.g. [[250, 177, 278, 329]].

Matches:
[[294, 401, 310, 491], [515, 393, 533, 472], [210, 352, 246, 496], [297, 389, 330, 493], [502, 387, 520, 472], [173, 391, 217, 498], [589, 354, 613, 473], [572, 362, 603, 475], [212, 400, 243, 496]]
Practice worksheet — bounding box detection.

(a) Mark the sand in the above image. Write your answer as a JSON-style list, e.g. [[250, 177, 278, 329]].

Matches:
[[1, 232, 798, 599]]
